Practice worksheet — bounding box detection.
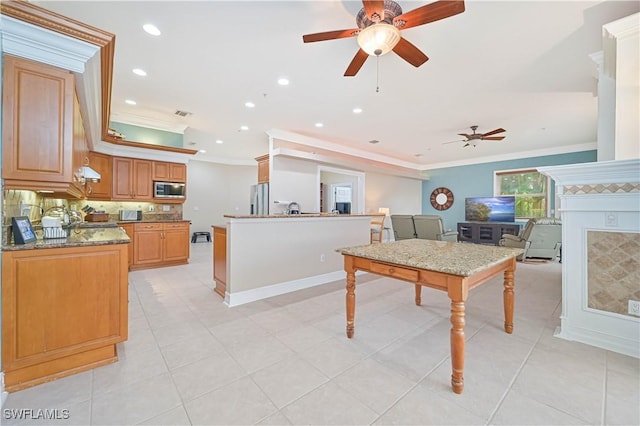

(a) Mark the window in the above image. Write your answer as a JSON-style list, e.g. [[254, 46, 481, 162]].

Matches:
[[495, 169, 549, 219]]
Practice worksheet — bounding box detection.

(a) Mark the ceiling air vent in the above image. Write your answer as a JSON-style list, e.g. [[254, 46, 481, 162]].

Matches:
[[174, 110, 192, 117]]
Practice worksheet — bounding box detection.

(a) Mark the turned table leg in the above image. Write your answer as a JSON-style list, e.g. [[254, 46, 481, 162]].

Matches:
[[346, 270, 356, 338], [450, 299, 466, 394], [415, 284, 422, 306], [503, 263, 515, 334]]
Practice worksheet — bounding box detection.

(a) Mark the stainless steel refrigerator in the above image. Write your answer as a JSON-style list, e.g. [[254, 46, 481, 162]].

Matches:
[[250, 183, 269, 215]]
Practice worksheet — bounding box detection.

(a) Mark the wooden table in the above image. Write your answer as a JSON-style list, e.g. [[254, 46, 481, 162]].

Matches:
[[338, 239, 523, 394]]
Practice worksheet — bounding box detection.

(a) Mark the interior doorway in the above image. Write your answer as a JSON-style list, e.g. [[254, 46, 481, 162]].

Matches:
[[317, 166, 365, 214]]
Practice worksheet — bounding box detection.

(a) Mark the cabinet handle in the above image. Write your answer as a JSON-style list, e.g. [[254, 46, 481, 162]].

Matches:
[[87, 186, 93, 195], [84, 156, 90, 166]]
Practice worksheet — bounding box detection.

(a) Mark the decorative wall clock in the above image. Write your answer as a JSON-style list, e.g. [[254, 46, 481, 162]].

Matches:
[[430, 187, 454, 211]]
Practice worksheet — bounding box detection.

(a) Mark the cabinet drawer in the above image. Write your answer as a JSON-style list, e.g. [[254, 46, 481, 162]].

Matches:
[[134, 223, 162, 232], [370, 261, 419, 282], [163, 222, 189, 230]]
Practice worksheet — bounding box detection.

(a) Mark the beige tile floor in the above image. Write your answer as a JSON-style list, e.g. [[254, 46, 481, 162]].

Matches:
[[3, 242, 639, 425]]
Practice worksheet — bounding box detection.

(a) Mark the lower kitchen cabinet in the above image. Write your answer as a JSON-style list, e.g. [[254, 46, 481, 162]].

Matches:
[[131, 221, 190, 270], [119, 222, 135, 268], [1, 243, 128, 392]]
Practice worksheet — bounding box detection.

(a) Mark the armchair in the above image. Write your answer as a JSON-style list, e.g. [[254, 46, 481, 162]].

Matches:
[[499, 217, 562, 261], [413, 215, 458, 242], [390, 215, 417, 240]]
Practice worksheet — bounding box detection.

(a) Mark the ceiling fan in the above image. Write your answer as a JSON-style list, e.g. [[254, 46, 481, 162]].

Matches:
[[302, 0, 466, 77], [444, 125, 507, 147]]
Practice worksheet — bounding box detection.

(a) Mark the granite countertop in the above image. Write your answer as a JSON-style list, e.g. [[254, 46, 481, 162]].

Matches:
[[2, 226, 130, 251], [224, 214, 374, 219], [337, 239, 524, 277]]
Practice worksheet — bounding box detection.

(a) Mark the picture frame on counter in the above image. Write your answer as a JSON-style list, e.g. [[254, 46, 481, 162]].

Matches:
[[12, 216, 37, 244]]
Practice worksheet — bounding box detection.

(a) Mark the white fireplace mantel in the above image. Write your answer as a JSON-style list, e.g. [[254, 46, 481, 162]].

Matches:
[[539, 159, 639, 358]]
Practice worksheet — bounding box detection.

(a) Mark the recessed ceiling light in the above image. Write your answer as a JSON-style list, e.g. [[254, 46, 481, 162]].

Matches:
[[353, 108, 363, 114], [245, 102, 255, 108], [199, 149, 206, 153], [277, 77, 289, 86], [143, 24, 161, 36], [132, 68, 147, 76], [240, 125, 249, 131], [125, 99, 137, 105], [315, 122, 323, 128], [215, 139, 224, 144]]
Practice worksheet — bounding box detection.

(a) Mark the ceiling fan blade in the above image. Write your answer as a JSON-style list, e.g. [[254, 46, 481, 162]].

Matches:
[[362, 0, 385, 22], [443, 140, 464, 145], [344, 49, 369, 77], [481, 128, 506, 137], [392, 37, 429, 67], [303, 28, 359, 43], [393, 0, 466, 30], [457, 133, 471, 139], [481, 136, 505, 141], [463, 142, 471, 147]]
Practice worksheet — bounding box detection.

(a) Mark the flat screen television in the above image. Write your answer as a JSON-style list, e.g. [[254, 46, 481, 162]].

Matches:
[[335, 202, 351, 215], [465, 196, 516, 222]]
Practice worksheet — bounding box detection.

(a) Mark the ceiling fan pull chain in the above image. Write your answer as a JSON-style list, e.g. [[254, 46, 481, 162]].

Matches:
[[376, 55, 380, 93]]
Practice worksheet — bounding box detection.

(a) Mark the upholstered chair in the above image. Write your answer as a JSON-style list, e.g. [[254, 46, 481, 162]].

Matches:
[[390, 215, 417, 240], [499, 217, 562, 261], [413, 215, 459, 242]]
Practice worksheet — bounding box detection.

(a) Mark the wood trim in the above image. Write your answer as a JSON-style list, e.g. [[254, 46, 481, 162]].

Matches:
[[495, 168, 539, 176], [104, 136, 199, 155], [2, 1, 196, 157]]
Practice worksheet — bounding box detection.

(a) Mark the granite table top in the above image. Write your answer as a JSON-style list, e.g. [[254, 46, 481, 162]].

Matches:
[[337, 239, 524, 277], [2, 226, 130, 251]]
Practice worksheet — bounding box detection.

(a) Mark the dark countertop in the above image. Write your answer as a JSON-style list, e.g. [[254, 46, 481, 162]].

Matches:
[[2, 226, 130, 251]]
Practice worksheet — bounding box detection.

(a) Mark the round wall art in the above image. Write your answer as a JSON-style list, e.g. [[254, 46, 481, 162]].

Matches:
[[430, 187, 454, 211]]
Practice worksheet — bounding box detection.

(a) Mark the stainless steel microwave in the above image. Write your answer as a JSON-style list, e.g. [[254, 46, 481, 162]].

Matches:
[[154, 181, 186, 198]]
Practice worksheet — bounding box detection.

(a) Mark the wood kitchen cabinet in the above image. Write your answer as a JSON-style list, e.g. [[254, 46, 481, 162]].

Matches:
[[256, 154, 269, 183], [1, 55, 84, 197], [119, 223, 135, 268], [213, 225, 227, 298], [112, 157, 153, 200], [153, 161, 187, 183], [87, 152, 113, 199], [1, 243, 128, 392], [132, 221, 190, 270]]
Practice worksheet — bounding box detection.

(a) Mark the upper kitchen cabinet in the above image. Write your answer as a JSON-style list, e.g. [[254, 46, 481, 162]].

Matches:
[[153, 161, 186, 183], [86, 151, 112, 199], [256, 154, 269, 183], [1, 55, 83, 197], [112, 157, 153, 200]]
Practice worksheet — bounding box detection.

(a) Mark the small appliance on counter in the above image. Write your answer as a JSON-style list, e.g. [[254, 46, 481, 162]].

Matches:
[[81, 205, 109, 222], [287, 202, 301, 215], [119, 210, 142, 221]]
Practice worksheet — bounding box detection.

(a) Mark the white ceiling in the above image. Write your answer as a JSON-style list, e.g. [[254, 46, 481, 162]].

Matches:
[[34, 1, 639, 170]]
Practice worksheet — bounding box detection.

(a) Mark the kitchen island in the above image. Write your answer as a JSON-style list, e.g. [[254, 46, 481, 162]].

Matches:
[[1, 226, 130, 391], [213, 214, 371, 306]]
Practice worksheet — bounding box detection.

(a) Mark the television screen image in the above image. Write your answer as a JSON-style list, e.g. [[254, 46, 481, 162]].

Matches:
[[335, 202, 351, 214], [465, 196, 516, 222]]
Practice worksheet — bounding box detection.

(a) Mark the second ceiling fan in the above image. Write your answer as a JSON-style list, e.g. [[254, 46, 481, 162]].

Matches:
[[302, 0, 466, 76]]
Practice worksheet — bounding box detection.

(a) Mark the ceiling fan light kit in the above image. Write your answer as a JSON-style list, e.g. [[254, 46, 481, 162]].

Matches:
[[357, 23, 401, 56]]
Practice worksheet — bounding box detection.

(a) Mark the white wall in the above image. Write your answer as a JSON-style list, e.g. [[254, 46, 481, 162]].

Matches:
[[183, 160, 256, 232], [271, 155, 423, 217]]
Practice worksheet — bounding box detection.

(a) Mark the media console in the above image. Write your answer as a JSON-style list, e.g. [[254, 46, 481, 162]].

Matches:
[[457, 222, 521, 245]]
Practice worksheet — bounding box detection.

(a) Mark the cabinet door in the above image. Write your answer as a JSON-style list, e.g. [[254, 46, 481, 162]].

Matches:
[[72, 93, 89, 194], [133, 159, 153, 199], [152, 161, 170, 181], [112, 157, 133, 199], [119, 223, 135, 268], [87, 152, 112, 199], [2, 55, 74, 182], [133, 223, 163, 265], [163, 223, 190, 262], [256, 155, 269, 183]]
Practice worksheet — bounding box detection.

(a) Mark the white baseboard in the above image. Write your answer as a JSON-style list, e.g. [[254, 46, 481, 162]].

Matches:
[[225, 270, 364, 307]]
